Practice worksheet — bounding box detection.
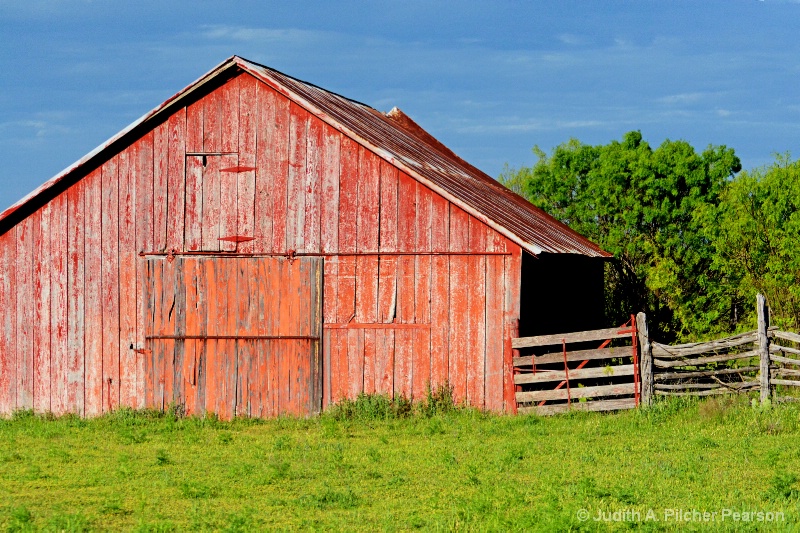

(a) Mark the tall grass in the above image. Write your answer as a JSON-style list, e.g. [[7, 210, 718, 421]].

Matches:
[[1, 395, 800, 530], [325, 383, 456, 421]]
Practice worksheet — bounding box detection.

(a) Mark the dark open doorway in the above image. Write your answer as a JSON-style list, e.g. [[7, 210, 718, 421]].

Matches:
[[518, 251, 606, 338]]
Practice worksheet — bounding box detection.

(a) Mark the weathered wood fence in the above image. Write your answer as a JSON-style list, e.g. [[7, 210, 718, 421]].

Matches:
[[512, 317, 641, 415], [638, 294, 800, 406], [770, 329, 800, 403], [513, 294, 800, 415]]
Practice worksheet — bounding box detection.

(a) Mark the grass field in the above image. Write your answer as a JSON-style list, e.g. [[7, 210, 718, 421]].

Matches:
[[2, 392, 800, 531]]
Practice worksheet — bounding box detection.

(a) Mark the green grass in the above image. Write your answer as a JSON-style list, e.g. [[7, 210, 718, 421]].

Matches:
[[2, 393, 800, 531]]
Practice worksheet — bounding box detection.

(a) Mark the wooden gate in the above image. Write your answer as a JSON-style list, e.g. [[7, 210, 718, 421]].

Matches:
[[144, 255, 322, 419], [512, 317, 640, 415]]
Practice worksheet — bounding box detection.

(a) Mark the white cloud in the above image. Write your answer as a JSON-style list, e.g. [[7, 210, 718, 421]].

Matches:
[[198, 25, 337, 46], [454, 118, 605, 134], [539, 52, 582, 66], [558, 33, 586, 46], [658, 92, 713, 105], [0, 119, 72, 140]]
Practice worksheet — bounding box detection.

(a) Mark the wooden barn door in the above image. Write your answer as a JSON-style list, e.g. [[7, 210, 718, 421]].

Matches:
[[144, 256, 322, 419]]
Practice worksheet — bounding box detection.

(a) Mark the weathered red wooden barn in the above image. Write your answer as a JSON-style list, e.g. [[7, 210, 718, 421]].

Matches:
[[0, 56, 608, 419]]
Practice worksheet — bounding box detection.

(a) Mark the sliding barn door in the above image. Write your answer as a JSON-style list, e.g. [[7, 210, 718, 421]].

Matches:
[[144, 256, 322, 418]]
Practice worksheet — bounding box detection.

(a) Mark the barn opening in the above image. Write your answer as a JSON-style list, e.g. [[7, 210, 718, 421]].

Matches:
[[517, 251, 606, 338]]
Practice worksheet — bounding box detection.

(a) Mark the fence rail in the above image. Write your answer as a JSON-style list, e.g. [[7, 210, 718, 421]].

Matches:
[[639, 294, 800, 405], [512, 327, 632, 349], [651, 331, 758, 358]]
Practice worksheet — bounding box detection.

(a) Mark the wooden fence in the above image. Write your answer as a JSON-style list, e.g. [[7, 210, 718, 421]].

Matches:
[[646, 329, 763, 399], [770, 330, 800, 403], [511, 317, 641, 415], [512, 294, 800, 415], [639, 294, 800, 405]]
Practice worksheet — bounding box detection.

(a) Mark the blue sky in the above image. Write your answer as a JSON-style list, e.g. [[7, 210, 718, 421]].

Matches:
[[1, 0, 799, 211]]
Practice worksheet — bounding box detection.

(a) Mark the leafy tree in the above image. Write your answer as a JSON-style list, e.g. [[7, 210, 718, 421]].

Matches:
[[704, 154, 800, 331], [500, 131, 741, 341]]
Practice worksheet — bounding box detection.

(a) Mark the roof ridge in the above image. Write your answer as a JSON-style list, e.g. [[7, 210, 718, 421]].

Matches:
[[233, 56, 376, 111], [384, 107, 463, 164]]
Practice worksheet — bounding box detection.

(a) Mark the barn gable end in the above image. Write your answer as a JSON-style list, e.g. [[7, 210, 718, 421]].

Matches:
[[0, 58, 606, 418]]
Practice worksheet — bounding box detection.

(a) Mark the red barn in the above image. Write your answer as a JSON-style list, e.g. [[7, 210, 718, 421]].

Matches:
[[0, 56, 608, 419]]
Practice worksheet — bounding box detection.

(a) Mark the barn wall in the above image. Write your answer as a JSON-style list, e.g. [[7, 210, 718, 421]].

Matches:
[[0, 72, 521, 417]]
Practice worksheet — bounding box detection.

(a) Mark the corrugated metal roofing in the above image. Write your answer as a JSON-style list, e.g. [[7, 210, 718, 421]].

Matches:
[[0, 56, 609, 257]]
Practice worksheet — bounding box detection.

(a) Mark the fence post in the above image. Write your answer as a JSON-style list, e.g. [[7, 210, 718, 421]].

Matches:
[[636, 312, 653, 406], [758, 293, 771, 404]]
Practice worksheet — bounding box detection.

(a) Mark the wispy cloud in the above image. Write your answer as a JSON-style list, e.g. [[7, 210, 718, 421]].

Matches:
[[658, 92, 723, 105], [199, 25, 338, 46], [558, 33, 587, 46], [455, 119, 606, 134], [0, 119, 72, 140], [658, 93, 706, 105]]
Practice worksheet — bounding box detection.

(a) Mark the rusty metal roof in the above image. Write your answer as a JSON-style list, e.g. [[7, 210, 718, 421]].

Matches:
[[0, 56, 609, 257]]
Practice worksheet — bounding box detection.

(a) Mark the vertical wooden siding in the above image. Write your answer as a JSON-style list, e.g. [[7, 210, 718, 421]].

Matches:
[[0, 72, 521, 416], [145, 256, 321, 419], [0, 224, 16, 412]]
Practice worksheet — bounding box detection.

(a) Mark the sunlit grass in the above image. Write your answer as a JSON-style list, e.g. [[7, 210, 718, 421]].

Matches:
[[2, 393, 800, 531]]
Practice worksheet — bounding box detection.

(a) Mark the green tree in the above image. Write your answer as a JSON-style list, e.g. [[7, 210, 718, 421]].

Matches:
[[500, 131, 741, 341], [704, 154, 800, 331]]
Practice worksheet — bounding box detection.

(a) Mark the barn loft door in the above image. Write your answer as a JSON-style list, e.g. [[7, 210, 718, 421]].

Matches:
[[144, 256, 322, 419], [185, 153, 241, 252]]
